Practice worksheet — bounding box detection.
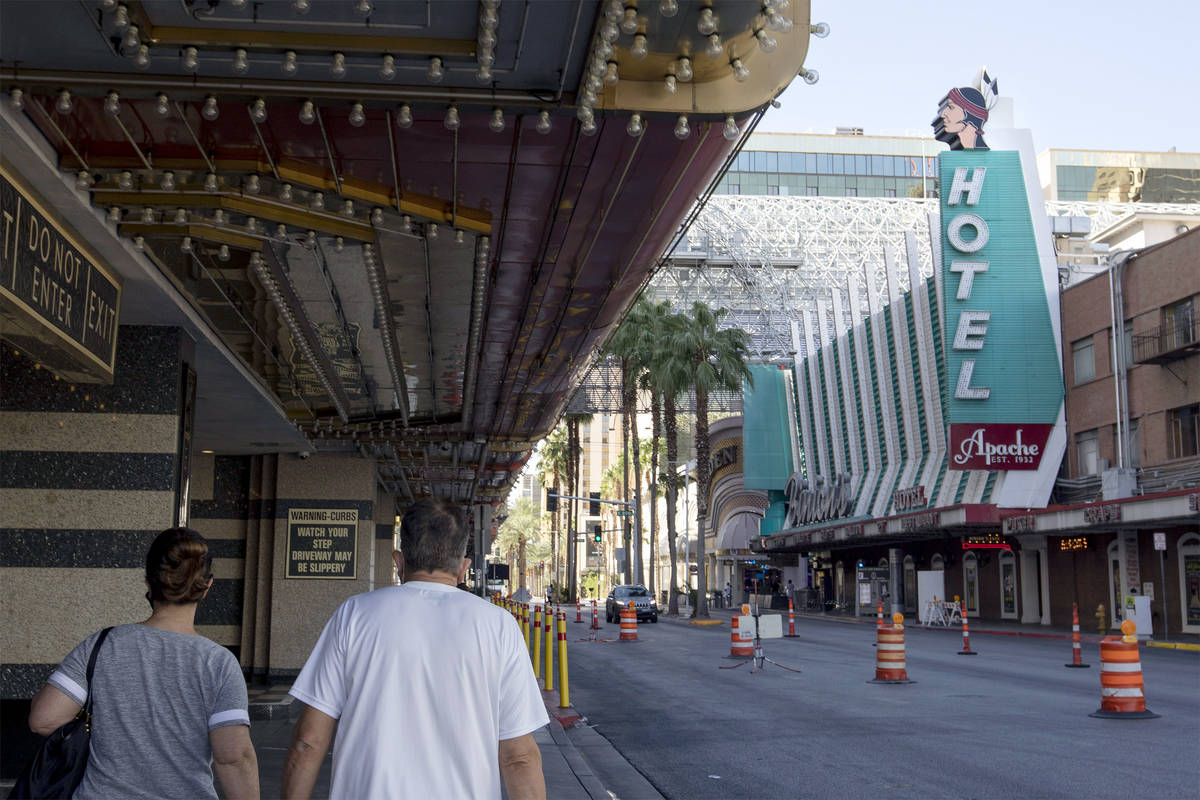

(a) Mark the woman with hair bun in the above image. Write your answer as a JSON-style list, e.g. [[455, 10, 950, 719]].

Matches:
[[28, 528, 259, 799]]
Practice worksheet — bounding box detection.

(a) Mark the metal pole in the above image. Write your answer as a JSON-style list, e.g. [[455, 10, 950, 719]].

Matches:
[[1159, 549, 1168, 639]]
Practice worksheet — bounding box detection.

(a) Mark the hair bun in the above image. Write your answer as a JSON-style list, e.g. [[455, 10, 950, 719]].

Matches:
[[146, 528, 213, 605]]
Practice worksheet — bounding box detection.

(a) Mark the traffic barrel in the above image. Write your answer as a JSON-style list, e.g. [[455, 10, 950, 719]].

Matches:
[[543, 605, 554, 690], [575, 602, 583, 623], [727, 614, 753, 658], [532, 606, 542, 675], [1090, 620, 1159, 719], [869, 613, 914, 684], [619, 603, 639, 641], [957, 600, 977, 655], [557, 610, 570, 708], [1065, 602, 1090, 668], [785, 595, 798, 637]]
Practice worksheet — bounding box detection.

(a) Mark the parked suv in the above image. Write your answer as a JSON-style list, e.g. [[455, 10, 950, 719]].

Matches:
[[606, 584, 658, 623]]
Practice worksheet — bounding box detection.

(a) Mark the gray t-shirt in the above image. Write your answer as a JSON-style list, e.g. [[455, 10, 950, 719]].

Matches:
[[47, 623, 249, 800]]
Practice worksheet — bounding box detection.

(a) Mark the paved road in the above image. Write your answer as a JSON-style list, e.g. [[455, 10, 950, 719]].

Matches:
[[564, 616, 1200, 799]]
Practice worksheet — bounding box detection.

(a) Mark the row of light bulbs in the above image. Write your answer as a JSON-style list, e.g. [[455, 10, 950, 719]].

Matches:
[[106, 192, 469, 250], [23, 83, 742, 145], [99, 0, 456, 80]]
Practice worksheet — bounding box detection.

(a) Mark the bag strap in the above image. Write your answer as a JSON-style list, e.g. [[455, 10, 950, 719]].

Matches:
[[82, 627, 113, 714]]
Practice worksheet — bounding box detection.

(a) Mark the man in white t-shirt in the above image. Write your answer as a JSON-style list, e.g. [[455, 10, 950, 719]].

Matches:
[[281, 498, 549, 800]]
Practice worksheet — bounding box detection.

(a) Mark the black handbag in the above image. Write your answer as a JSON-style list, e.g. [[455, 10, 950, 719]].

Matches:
[[8, 627, 113, 800]]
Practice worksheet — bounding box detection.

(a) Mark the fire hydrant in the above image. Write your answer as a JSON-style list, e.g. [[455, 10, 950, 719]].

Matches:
[[1095, 603, 1107, 635]]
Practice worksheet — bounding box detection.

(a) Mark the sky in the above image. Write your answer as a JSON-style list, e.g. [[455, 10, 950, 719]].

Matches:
[[761, 0, 1199, 153]]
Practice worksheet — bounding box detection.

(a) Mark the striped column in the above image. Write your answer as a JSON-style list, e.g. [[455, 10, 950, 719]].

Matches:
[[1, 328, 189, 705]]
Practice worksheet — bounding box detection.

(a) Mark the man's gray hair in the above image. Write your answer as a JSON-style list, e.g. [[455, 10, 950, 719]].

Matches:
[[400, 498, 469, 575]]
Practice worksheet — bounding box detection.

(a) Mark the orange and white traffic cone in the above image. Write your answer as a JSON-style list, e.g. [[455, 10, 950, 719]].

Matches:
[[869, 613, 914, 684], [1090, 620, 1158, 719], [785, 595, 798, 638], [575, 602, 583, 623], [877, 600, 884, 631], [957, 601, 976, 655], [619, 604, 639, 641], [1065, 602, 1090, 668], [591, 599, 599, 629], [727, 613, 753, 658]]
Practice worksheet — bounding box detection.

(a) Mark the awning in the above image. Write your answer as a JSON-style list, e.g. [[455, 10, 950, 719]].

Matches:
[[716, 512, 762, 551]]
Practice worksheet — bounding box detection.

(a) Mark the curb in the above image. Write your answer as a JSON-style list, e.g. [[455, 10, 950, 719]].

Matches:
[[542, 689, 582, 729], [1146, 641, 1200, 651]]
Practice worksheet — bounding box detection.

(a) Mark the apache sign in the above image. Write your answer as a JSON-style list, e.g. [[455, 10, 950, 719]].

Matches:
[[784, 472, 853, 528], [937, 86, 1063, 472]]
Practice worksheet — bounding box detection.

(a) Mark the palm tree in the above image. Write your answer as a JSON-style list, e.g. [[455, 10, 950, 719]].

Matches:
[[493, 498, 546, 595], [604, 317, 640, 585], [563, 412, 592, 599], [537, 428, 568, 593], [666, 301, 753, 618]]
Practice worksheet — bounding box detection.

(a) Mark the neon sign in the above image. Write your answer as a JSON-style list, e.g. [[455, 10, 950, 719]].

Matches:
[[962, 533, 1011, 551], [1058, 537, 1089, 552]]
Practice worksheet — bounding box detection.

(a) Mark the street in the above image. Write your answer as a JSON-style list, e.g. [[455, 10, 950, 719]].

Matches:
[[564, 614, 1200, 799]]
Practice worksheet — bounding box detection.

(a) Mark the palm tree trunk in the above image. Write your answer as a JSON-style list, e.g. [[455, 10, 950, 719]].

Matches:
[[630, 386, 643, 587], [518, 536, 527, 592], [652, 391, 662, 604], [567, 419, 579, 599], [693, 381, 710, 618], [621, 359, 633, 585], [664, 394, 680, 615]]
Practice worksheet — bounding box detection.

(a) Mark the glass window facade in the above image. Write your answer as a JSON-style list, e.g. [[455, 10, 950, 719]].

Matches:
[[715, 150, 940, 198], [1056, 165, 1200, 203]]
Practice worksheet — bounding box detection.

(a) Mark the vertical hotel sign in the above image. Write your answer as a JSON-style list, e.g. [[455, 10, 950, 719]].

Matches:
[[1, 163, 121, 383], [935, 80, 1063, 470]]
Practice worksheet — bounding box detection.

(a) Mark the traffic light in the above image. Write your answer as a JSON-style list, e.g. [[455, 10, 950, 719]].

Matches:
[[589, 491, 601, 516], [546, 487, 558, 512], [589, 522, 602, 542]]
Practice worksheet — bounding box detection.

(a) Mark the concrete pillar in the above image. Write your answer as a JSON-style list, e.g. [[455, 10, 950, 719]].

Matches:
[[888, 547, 902, 616], [373, 488, 397, 590], [1020, 542, 1042, 625], [265, 453, 377, 683]]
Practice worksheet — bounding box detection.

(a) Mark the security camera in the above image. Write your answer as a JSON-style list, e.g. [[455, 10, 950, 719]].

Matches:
[[298, 450, 312, 459]]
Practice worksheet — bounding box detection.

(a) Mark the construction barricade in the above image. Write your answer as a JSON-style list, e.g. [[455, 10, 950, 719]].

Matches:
[[619, 604, 639, 641], [869, 613, 914, 684], [543, 605, 554, 690], [557, 610, 570, 707], [1066, 602, 1090, 668], [532, 606, 542, 676], [1090, 620, 1158, 719], [727, 614, 753, 658], [957, 598, 976, 655]]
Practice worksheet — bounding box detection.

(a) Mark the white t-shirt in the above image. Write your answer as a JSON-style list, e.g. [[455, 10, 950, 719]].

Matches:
[[289, 581, 549, 799]]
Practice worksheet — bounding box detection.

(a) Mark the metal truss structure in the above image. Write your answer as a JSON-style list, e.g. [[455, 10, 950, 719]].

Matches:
[[567, 195, 1200, 412]]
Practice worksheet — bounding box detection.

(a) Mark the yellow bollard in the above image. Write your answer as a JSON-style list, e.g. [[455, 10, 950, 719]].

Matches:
[[543, 605, 554, 691], [522, 604, 530, 653], [558, 610, 570, 708], [532, 606, 542, 676]]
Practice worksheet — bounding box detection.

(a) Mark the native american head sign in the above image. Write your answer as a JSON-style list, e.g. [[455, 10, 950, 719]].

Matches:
[[932, 71, 999, 151]]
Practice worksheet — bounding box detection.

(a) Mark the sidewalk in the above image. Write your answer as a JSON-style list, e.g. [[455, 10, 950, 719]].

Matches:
[[245, 686, 662, 800], [655, 603, 1200, 650]]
